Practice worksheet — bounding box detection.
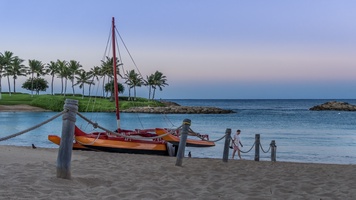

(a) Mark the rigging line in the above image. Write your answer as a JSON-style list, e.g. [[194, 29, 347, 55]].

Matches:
[[160, 111, 176, 128], [114, 27, 143, 77], [84, 96, 95, 131], [83, 73, 103, 130], [88, 81, 101, 130], [115, 32, 126, 76], [127, 98, 147, 129], [102, 25, 112, 62], [113, 24, 173, 129], [136, 112, 145, 129], [98, 22, 113, 100], [84, 96, 91, 112], [163, 108, 177, 127]]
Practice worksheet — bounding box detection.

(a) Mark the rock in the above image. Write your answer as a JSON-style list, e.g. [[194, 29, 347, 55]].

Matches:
[[309, 101, 356, 111], [122, 106, 235, 114], [159, 100, 181, 107]]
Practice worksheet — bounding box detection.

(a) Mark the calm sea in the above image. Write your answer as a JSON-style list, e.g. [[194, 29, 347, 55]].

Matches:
[[1, 99, 355, 165]]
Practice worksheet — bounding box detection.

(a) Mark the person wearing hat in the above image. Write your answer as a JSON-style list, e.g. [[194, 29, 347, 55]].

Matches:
[[232, 129, 243, 159]]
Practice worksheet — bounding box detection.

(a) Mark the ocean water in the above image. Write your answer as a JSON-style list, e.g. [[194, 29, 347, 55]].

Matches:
[[1, 99, 355, 165]]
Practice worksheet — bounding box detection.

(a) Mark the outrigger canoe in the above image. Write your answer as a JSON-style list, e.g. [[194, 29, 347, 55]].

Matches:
[[74, 126, 170, 156], [155, 128, 215, 147]]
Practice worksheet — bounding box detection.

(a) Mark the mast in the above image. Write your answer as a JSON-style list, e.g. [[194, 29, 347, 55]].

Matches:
[[112, 17, 120, 129]]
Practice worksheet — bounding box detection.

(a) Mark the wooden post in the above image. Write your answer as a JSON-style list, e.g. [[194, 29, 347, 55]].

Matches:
[[254, 134, 260, 161], [56, 99, 78, 179], [175, 119, 191, 166], [270, 140, 277, 162], [222, 128, 232, 162]]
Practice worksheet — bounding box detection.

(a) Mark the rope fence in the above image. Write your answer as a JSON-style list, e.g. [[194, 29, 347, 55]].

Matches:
[[240, 141, 255, 154], [224, 132, 277, 162]]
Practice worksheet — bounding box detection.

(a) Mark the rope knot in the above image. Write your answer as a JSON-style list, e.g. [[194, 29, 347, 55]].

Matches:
[[93, 123, 98, 129], [182, 121, 191, 126]]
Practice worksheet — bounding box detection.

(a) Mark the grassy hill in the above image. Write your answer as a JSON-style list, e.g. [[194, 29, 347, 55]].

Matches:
[[0, 93, 164, 112]]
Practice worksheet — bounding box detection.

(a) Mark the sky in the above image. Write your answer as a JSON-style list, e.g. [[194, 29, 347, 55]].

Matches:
[[1, 0, 356, 99]]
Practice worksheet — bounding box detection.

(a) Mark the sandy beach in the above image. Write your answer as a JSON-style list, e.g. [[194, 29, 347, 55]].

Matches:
[[0, 145, 355, 199], [0, 105, 49, 112]]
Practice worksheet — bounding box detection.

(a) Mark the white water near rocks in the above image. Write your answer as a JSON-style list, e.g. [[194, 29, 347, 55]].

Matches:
[[1, 99, 355, 164]]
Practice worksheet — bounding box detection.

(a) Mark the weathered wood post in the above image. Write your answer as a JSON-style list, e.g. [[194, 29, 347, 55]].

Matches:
[[254, 134, 260, 161], [175, 119, 191, 166], [222, 128, 232, 162], [57, 99, 78, 179], [270, 140, 277, 162]]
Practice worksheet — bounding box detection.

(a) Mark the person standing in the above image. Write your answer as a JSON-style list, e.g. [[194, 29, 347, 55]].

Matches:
[[232, 129, 243, 159]]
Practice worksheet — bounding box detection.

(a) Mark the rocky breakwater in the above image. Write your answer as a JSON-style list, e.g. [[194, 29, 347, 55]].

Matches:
[[122, 103, 235, 114], [309, 101, 356, 111]]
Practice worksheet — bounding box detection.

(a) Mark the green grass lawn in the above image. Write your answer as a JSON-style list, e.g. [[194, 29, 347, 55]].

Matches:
[[0, 93, 164, 112]]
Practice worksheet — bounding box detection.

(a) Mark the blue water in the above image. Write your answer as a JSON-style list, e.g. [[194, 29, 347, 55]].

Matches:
[[1, 99, 355, 164]]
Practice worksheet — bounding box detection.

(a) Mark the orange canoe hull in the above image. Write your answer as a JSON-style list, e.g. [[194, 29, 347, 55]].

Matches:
[[48, 135, 88, 150], [155, 128, 215, 147], [75, 135, 168, 155]]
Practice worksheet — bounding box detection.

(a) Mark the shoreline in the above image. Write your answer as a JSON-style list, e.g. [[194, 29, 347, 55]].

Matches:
[[0, 104, 234, 114], [0, 104, 49, 112], [1, 145, 355, 199]]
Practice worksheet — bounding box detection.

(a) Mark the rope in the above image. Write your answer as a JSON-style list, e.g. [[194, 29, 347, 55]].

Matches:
[[0, 110, 67, 142], [187, 128, 210, 141], [75, 132, 102, 145], [211, 134, 227, 143], [240, 142, 255, 153], [229, 136, 256, 154], [259, 143, 271, 153], [169, 125, 224, 142]]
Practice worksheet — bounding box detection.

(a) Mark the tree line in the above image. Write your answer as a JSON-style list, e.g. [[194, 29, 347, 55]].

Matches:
[[0, 50, 168, 100]]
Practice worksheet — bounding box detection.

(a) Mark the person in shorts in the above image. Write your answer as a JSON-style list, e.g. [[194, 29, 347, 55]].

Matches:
[[232, 129, 243, 159]]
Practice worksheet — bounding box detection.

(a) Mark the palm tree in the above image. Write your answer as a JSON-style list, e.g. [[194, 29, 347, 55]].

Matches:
[[46, 61, 59, 95], [1, 51, 15, 96], [100, 57, 112, 97], [151, 71, 168, 99], [100, 56, 121, 97], [124, 69, 143, 100], [56, 60, 68, 95], [28, 59, 46, 97], [145, 74, 155, 100], [0, 52, 5, 99], [6, 57, 27, 93], [87, 66, 101, 96], [74, 69, 92, 99], [68, 60, 82, 96], [104, 80, 125, 101], [62, 67, 71, 96]]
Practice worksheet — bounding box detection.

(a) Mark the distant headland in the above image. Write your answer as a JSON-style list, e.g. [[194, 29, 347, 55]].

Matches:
[[309, 101, 356, 111], [122, 100, 235, 114]]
